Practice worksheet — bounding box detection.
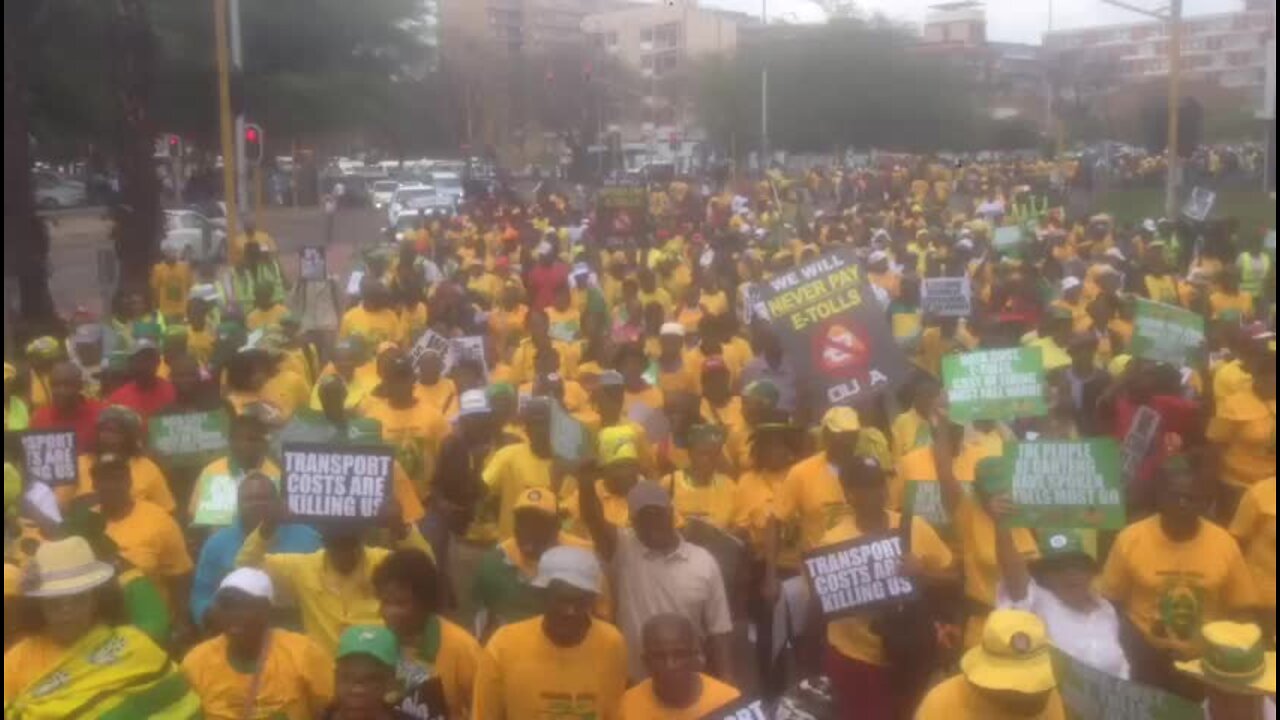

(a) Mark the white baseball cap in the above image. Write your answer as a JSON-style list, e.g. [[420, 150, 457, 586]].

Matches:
[[458, 389, 491, 417], [218, 568, 274, 603], [1061, 276, 1083, 293], [532, 546, 602, 595]]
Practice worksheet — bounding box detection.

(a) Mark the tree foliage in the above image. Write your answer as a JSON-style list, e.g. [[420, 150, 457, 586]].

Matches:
[[694, 19, 982, 156]]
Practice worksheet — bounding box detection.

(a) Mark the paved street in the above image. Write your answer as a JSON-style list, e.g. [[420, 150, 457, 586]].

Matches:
[[46, 206, 386, 315]]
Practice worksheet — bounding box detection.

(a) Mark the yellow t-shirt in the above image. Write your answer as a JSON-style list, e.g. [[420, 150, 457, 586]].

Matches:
[[106, 500, 194, 609], [639, 288, 674, 317], [417, 380, 460, 420], [151, 261, 193, 319], [546, 305, 581, 341], [3, 633, 73, 704], [1207, 390, 1276, 490], [1228, 477, 1276, 611], [892, 410, 932, 470], [624, 385, 665, 416], [360, 397, 450, 496], [188, 325, 216, 367], [1144, 275, 1180, 305], [776, 453, 850, 553], [68, 454, 176, 514], [619, 675, 740, 719], [229, 230, 277, 266], [261, 370, 311, 421], [823, 513, 954, 666], [338, 306, 405, 347], [734, 468, 802, 569], [473, 616, 627, 720], [1209, 290, 1255, 321], [954, 493, 1039, 620], [247, 304, 289, 332], [481, 443, 563, 542], [1101, 515, 1259, 657], [659, 471, 739, 531], [398, 618, 483, 720], [699, 290, 730, 318], [181, 631, 334, 720], [916, 675, 1066, 720]]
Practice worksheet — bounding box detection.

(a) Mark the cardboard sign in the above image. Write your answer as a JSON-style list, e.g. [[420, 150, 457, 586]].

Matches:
[[1132, 299, 1205, 367], [1052, 649, 1200, 720], [549, 402, 590, 464], [993, 225, 1025, 253], [345, 270, 365, 297], [1000, 440, 1125, 530], [802, 534, 916, 620], [14, 430, 78, 486], [148, 410, 230, 470], [408, 330, 487, 376], [408, 329, 453, 368], [282, 443, 395, 526], [1181, 187, 1216, 222], [299, 247, 328, 282], [943, 348, 1048, 424], [1120, 405, 1162, 483], [701, 697, 768, 720], [759, 248, 907, 411], [921, 277, 973, 318], [191, 472, 242, 527]]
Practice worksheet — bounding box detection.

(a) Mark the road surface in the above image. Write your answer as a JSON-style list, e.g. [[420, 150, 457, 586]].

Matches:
[[45, 207, 385, 316]]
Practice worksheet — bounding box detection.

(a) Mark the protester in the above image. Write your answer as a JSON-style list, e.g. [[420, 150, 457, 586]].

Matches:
[[472, 545, 627, 720], [619, 614, 742, 719], [3, 537, 202, 716], [65, 404, 176, 512], [182, 568, 335, 719], [30, 361, 106, 452], [105, 331, 177, 420]]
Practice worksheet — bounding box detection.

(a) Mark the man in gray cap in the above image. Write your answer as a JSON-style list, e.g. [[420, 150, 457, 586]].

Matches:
[[578, 471, 734, 683]]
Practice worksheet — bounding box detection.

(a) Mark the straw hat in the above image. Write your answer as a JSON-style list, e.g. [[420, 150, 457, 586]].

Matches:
[[24, 537, 116, 598], [960, 610, 1057, 695], [1176, 622, 1276, 696]]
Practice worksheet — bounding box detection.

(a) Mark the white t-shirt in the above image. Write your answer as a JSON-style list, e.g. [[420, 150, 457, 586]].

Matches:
[[998, 579, 1130, 680]]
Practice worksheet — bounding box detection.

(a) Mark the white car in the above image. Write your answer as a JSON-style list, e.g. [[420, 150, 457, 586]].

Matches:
[[35, 175, 87, 210], [162, 210, 227, 264], [371, 180, 399, 210], [430, 172, 464, 205], [387, 184, 437, 225]]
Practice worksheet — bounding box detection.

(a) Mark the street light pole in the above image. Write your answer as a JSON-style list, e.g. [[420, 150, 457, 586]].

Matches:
[[1165, 0, 1183, 218], [214, 0, 239, 245], [760, 0, 769, 174], [230, 0, 249, 212]]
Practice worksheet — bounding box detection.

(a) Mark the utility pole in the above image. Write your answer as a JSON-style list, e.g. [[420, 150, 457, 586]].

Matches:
[[760, 0, 769, 174], [214, 0, 239, 246], [1101, 0, 1183, 217], [230, 0, 248, 212]]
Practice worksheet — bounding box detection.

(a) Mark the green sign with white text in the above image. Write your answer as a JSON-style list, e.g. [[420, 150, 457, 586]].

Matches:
[[943, 348, 1048, 423], [1132, 299, 1205, 367], [997, 440, 1125, 530]]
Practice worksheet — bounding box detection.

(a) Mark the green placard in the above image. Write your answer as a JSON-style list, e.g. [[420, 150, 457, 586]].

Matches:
[[1052, 648, 1201, 720], [192, 473, 239, 527], [1131, 298, 1205, 367], [993, 225, 1025, 253], [998, 440, 1125, 530], [943, 348, 1048, 423], [148, 410, 230, 470], [903, 480, 973, 542]]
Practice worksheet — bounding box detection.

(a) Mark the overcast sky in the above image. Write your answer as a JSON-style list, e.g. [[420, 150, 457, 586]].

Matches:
[[700, 0, 1250, 44]]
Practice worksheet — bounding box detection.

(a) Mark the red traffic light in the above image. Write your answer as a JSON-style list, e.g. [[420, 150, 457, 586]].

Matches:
[[168, 135, 179, 147], [245, 127, 259, 143]]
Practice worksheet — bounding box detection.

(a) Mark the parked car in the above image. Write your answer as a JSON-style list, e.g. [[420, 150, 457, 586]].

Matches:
[[162, 209, 227, 263], [35, 175, 88, 210], [371, 180, 399, 210], [387, 184, 437, 225]]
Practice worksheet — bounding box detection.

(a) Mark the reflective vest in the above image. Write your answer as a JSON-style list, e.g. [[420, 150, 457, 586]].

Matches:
[[1239, 253, 1272, 296]]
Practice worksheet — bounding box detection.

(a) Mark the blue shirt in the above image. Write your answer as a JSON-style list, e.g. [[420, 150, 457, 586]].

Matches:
[[190, 521, 322, 626]]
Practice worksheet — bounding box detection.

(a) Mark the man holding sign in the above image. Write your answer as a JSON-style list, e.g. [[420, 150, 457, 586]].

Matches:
[[808, 457, 954, 720]]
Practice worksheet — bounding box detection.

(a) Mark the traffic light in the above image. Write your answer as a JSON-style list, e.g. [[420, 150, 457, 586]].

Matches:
[[669, 132, 680, 152], [166, 134, 183, 159], [243, 123, 264, 164]]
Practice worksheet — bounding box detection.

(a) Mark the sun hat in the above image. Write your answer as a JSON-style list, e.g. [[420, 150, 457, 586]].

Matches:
[[218, 568, 274, 603], [959, 609, 1057, 695], [458, 389, 491, 418], [598, 425, 639, 467], [1176, 622, 1276, 696], [513, 487, 558, 518], [532, 546, 602, 595], [627, 481, 672, 517], [337, 625, 400, 670], [822, 407, 861, 433], [23, 536, 116, 598]]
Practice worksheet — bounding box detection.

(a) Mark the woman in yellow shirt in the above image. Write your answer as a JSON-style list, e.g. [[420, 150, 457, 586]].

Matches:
[[373, 548, 481, 720], [1206, 368, 1276, 495], [488, 283, 528, 355], [1228, 477, 1276, 622]]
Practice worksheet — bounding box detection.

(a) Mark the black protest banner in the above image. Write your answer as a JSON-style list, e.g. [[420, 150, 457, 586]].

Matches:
[[282, 443, 395, 526], [802, 534, 916, 621], [13, 430, 78, 486], [759, 248, 907, 411], [701, 696, 769, 720], [299, 246, 328, 282], [921, 277, 973, 318]]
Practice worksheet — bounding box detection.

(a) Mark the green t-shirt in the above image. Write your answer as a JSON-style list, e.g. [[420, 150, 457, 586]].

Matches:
[[121, 572, 171, 644], [471, 548, 546, 629]]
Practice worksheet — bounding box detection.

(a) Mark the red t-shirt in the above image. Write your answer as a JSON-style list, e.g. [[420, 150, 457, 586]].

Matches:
[[107, 380, 177, 421], [31, 398, 107, 454], [527, 262, 569, 310]]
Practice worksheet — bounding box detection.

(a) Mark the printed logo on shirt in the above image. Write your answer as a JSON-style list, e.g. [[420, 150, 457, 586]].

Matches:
[[539, 691, 599, 719], [1153, 574, 1206, 644]]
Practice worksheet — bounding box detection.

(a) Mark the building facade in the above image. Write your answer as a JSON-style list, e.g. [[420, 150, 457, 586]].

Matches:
[[439, 0, 612, 58]]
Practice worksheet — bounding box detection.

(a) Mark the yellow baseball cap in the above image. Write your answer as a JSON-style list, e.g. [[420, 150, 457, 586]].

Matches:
[[959, 610, 1057, 695], [598, 426, 639, 467], [1176, 622, 1276, 696], [513, 487, 558, 517], [822, 407, 861, 433]]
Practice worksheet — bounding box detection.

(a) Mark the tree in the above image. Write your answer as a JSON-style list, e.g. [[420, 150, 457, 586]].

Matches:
[[4, 0, 58, 333]]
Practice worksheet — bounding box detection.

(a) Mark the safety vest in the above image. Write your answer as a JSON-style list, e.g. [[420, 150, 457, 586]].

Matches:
[[1239, 252, 1272, 296]]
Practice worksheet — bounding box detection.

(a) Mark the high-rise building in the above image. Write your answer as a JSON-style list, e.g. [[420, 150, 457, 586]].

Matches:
[[439, 0, 613, 59], [1044, 4, 1275, 93]]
